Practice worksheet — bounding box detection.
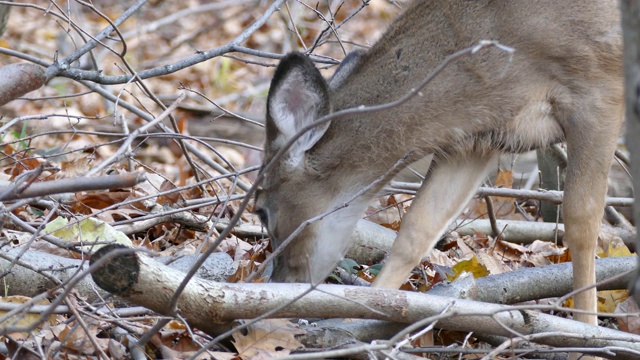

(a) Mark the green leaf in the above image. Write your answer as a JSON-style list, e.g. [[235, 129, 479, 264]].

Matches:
[[43, 217, 133, 253], [367, 263, 384, 277], [338, 258, 359, 275]]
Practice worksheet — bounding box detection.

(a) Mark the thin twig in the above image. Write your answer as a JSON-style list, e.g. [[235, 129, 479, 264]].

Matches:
[[484, 195, 500, 237]]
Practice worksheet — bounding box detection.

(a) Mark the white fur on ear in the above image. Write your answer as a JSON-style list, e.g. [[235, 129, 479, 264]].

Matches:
[[267, 62, 330, 166]]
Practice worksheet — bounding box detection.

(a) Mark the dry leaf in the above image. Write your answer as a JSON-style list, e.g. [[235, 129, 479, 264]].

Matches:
[[424, 248, 455, 267], [231, 319, 304, 359], [456, 237, 476, 260], [491, 240, 529, 261], [157, 179, 180, 204], [598, 290, 629, 314], [524, 240, 567, 267], [616, 297, 640, 334], [598, 241, 633, 258], [476, 250, 511, 275], [0, 296, 57, 341]]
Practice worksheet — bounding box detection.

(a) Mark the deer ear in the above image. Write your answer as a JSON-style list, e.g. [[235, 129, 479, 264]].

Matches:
[[266, 53, 331, 165]]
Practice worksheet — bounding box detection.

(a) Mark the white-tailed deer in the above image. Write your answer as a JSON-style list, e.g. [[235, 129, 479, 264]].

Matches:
[[255, 0, 623, 332]]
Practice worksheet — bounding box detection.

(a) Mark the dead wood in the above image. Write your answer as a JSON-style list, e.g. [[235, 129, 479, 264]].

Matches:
[[0, 172, 147, 202], [428, 256, 635, 303], [89, 244, 640, 358], [0, 247, 234, 304], [0, 63, 45, 106]]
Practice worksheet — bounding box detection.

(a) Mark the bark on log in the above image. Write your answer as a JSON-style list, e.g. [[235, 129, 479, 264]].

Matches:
[[0, 247, 234, 303], [349, 219, 635, 263], [0, 63, 46, 106], [429, 256, 634, 303], [89, 244, 640, 358]]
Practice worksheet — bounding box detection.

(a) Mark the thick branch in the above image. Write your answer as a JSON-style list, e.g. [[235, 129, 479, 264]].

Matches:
[[0, 63, 46, 106], [215, 218, 635, 264], [0, 247, 233, 303], [429, 256, 635, 303], [89, 245, 640, 358]]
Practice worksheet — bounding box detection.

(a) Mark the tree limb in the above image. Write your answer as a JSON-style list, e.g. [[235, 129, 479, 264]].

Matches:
[[0, 172, 147, 201], [89, 244, 640, 358]]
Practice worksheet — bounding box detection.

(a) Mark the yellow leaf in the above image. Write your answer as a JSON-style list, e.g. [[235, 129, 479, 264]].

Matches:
[[448, 256, 489, 281], [564, 290, 629, 315], [597, 290, 629, 314], [601, 242, 633, 258], [0, 296, 56, 340]]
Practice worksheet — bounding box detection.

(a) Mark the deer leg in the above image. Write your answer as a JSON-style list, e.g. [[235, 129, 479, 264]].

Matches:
[[563, 117, 620, 327], [373, 153, 497, 289]]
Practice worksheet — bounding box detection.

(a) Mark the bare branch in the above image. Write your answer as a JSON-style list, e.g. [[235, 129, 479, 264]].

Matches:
[[0, 172, 146, 201]]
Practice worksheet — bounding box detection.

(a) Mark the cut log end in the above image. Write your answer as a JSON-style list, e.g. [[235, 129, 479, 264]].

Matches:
[[90, 244, 139, 294]]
